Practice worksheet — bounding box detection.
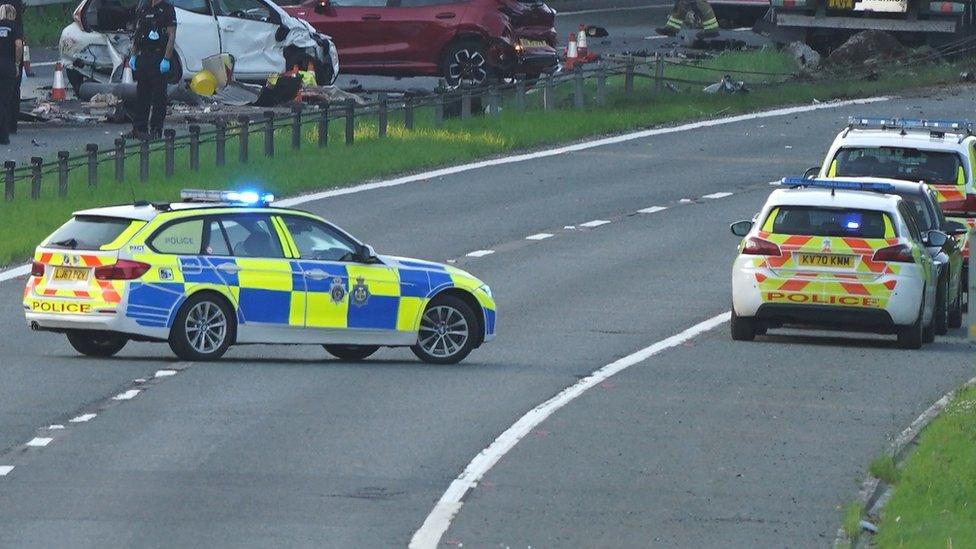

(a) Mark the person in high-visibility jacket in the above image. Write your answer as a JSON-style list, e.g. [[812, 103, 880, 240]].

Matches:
[[656, 0, 719, 38]]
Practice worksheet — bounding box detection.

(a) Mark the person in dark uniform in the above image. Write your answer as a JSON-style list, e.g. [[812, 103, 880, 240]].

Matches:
[[0, 3, 22, 145], [7, 0, 20, 135], [129, 0, 176, 140]]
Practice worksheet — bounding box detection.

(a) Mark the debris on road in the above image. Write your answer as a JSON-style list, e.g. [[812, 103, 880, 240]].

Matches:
[[828, 31, 904, 67], [785, 41, 820, 73], [703, 75, 749, 94]]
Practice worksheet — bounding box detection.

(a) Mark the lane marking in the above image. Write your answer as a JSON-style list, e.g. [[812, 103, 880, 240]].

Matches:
[[580, 219, 611, 228], [155, 369, 177, 378], [679, 198, 693, 203], [0, 466, 12, 476], [465, 250, 495, 258], [30, 61, 57, 67], [525, 233, 554, 241], [26, 437, 52, 447], [0, 96, 890, 282], [703, 192, 733, 199], [48, 424, 64, 430], [559, 3, 672, 15], [409, 311, 731, 549], [638, 206, 667, 214], [112, 389, 141, 401], [69, 413, 96, 423]]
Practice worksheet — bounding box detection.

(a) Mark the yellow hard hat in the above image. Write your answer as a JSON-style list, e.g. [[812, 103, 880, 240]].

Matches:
[[190, 69, 218, 97]]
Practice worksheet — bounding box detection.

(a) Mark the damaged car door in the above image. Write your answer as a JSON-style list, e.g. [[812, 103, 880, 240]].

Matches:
[[213, 0, 287, 78], [167, 0, 221, 75]]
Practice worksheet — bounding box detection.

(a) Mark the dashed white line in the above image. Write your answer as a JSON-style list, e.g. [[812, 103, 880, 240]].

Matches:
[[112, 389, 141, 401], [465, 250, 495, 258], [409, 311, 731, 549], [48, 424, 64, 430], [638, 206, 668, 214], [702, 192, 733, 199], [69, 413, 96, 423], [0, 466, 13, 476], [155, 369, 177, 378], [679, 198, 694, 204], [525, 233, 554, 241], [580, 219, 611, 228], [26, 437, 52, 447]]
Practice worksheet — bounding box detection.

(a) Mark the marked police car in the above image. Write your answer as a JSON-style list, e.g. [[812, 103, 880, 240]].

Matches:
[[24, 190, 496, 364], [730, 179, 946, 349]]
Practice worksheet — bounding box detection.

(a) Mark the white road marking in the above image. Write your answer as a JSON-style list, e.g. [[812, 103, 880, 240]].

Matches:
[[465, 250, 495, 258], [0, 264, 29, 283], [0, 466, 12, 476], [580, 219, 611, 228], [638, 206, 668, 214], [559, 3, 671, 15], [155, 369, 177, 378], [409, 311, 731, 549], [48, 425, 64, 430], [702, 192, 733, 199], [30, 61, 57, 67], [69, 413, 96, 423], [112, 389, 141, 401], [564, 225, 576, 230], [679, 198, 693, 203], [525, 233, 554, 241], [26, 437, 52, 447]]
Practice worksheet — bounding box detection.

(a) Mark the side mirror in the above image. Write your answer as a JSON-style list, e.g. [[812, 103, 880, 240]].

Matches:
[[803, 166, 820, 178], [944, 220, 969, 236], [314, 0, 328, 13], [730, 220, 753, 237], [924, 230, 948, 248], [358, 244, 377, 262]]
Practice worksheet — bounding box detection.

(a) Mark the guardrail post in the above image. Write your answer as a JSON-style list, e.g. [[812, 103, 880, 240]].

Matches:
[[516, 79, 526, 113], [114, 138, 125, 183], [624, 60, 634, 97], [163, 130, 175, 178], [654, 56, 664, 94], [291, 104, 303, 150], [543, 74, 554, 111], [3, 161, 13, 200], [238, 115, 250, 164], [318, 105, 329, 148], [573, 68, 584, 109], [188, 125, 200, 171], [378, 93, 388, 138], [970, 227, 975, 342], [596, 68, 607, 106], [461, 89, 472, 119], [86, 144, 98, 188], [215, 120, 226, 167], [263, 111, 275, 158], [30, 157, 41, 200], [57, 151, 69, 197], [404, 96, 414, 130], [434, 95, 444, 127], [345, 100, 355, 145], [139, 140, 149, 181], [487, 85, 499, 116]]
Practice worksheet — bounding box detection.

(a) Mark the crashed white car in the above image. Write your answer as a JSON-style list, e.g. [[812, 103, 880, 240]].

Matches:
[[60, 0, 339, 92]]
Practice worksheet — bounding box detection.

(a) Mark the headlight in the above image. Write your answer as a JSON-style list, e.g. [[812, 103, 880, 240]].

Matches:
[[479, 284, 493, 299]]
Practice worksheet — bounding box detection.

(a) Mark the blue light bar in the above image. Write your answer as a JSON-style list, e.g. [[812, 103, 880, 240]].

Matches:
[[778, 177, 896, 193], [181, 189, 275, 205], [848, 116, 973, 132]]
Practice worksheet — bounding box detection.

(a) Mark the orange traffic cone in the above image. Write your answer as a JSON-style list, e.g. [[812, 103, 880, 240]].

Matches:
[[51, 62, 67, 101], [22, 44, 33, 77], [577, 24, 588, 58], [121, 57, 134, 84], [566, 32, 578, 69]]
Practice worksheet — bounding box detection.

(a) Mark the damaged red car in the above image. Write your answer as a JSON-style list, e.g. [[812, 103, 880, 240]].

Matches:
[[283, 0, 559, 86]]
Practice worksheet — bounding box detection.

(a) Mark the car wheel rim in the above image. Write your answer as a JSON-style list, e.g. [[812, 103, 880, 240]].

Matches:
[[449, 49, 487, 85], [185, 301, 227, 354], [419, 305, 469, 358]]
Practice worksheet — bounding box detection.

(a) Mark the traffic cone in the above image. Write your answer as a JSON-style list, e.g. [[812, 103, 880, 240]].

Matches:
[[22, 44, 33, 77], [121, 57, 134, 84], [577, 24, 588, 58], [50, 62, 67, 101], [565, 32, 578, 69]]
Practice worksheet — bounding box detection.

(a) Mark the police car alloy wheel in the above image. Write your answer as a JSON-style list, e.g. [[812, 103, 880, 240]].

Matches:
[[169, 293, 235, 361], [411, 295, 478, 365], [66, 331, 128, 358], [324, 345, 379, 362]]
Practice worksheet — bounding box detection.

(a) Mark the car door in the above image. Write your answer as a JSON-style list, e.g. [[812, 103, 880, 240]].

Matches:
[[381, 0, 467, 70], [278, 215, 401, 341], [213, 0, 286, 77], [291, 0, 393, 70], [898, 203, 938, 319], [168, 0, 221, 74]]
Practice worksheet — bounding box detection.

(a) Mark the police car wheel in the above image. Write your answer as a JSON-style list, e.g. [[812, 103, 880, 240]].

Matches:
[[897, 298, 925, 350], [324, 345, 379, 362], [730, 309, 756, 341], [933, 277, 949, 336], [948, 282, 963, 329], [411, 295, 477, 365], [66, 331, 128, 358], [169, 294, 234, 361]]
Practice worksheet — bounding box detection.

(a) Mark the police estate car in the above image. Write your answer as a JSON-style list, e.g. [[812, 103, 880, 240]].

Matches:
[[24, 190, 496, 364], [730, 179, 946, 349]]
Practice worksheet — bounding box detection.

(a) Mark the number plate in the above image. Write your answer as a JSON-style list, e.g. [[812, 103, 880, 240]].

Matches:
[[797, 253, 854, 268], [52, 266, 90, 282], [828, 0, 854, 8], [519, 39, 548, 49]]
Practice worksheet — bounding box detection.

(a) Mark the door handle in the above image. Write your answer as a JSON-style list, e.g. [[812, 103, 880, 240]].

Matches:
[[304, 269, 328, 280], [435, 12, 455, 19], [217, 263, 241, 274], [361, 13, 381, 20]]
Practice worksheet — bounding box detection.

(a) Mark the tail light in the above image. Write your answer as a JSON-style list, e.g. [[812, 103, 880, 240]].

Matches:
[[872, 244, 915, 263], [31, 261, 44, 277], [742, 236, 781, 256], [94, 260, 150, 280]]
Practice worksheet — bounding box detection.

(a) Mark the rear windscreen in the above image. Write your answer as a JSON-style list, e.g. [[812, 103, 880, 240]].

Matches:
[[767, 207, 890, 239], [833, 147, 962, 185], [45, 216, 136, 250]]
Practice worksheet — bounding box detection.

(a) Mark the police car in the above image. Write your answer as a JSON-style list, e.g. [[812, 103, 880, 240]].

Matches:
[[730, 179, 946, 349], [24, 190, 496, 364]]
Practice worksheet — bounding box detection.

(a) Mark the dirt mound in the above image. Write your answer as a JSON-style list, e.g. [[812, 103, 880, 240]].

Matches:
[[828, 30, 905, 66]]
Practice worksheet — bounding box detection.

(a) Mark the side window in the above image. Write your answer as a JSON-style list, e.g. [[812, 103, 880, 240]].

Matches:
[[203, 219, 232, 256], [215, 0, 274, 21], [331, 0, 388, 6], [171, 0, 211, 15], [899, 204, 923, 243], [220, 215, 284, 258], [281, 216, 360, 262], [150, 219, 205, 255]]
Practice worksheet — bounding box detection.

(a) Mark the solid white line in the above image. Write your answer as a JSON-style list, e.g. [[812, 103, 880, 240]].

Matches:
[[26, 437, 52, 447], [0, 466, 12, 476], [30, 61, 57, 67], [638, 206, 667, 214], [69, 413, 96, 423], [0, 264, 29, 283], [525, 233, 554, 241], [465, 250, 495, 258], [112, 389, 141, 401], [580, 219, 611, 228], [409, 311, 731, 549], [702, 192, 733, 199]]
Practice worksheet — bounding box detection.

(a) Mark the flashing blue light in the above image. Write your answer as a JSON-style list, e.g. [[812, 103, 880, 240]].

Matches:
[[848, 116, 973, 132], [180, 189, 275, 206], [227, 191, 260, 204], [846, 220, 860, 229], [778, 177, 896, 193]]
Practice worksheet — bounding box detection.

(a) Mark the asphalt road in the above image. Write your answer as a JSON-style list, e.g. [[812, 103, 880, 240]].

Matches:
[[0, 87, 973, 547]]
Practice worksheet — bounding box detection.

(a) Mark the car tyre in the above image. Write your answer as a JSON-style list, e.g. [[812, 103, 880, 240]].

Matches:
[[949, 281, 963, 329], [324, 345, 379, 362], [442, 39, 495, 88], [168, 293, 235, 361], [897, 297, 924, 350], [411, 294, 479, 365], [730, 309, 756, 341], [66, 331, 128, 358], [933, 276, 949, 336]]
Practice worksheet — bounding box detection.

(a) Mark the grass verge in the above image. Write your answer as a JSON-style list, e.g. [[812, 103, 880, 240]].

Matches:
[[869, 454, 900, 485], [842, 501, 862, 544], [24, 4, 74, 49], [875, 384, 976, 547], [0, 49, 967, 267]]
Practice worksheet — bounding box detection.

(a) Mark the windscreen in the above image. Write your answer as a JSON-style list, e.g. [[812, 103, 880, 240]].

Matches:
[[767, 207, 890, 239], [45, 216, 135, 250], [833, 147, 962, 185]]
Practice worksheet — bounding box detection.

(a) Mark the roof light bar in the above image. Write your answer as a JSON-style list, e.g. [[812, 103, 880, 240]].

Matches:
[[778, 177, 896, 193], [180, 189, 275, 206], [848, 116, 973, 133]]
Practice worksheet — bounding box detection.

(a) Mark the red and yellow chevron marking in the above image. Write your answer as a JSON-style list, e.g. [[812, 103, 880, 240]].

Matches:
[[753, 231, 903, 277], [930, 184, 967, 203], [25, 250, 124, 314]]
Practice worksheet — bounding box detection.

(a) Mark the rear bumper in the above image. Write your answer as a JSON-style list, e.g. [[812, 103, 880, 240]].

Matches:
[[755, 303, 896, 332]]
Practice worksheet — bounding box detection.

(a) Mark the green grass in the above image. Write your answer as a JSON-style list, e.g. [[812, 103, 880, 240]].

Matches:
[[0, 49, 964, 267], [869, 454, 900, 485], [24, 4, 74, 49], [875, 384, 976, 548], [843, 501, 863, 543]]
